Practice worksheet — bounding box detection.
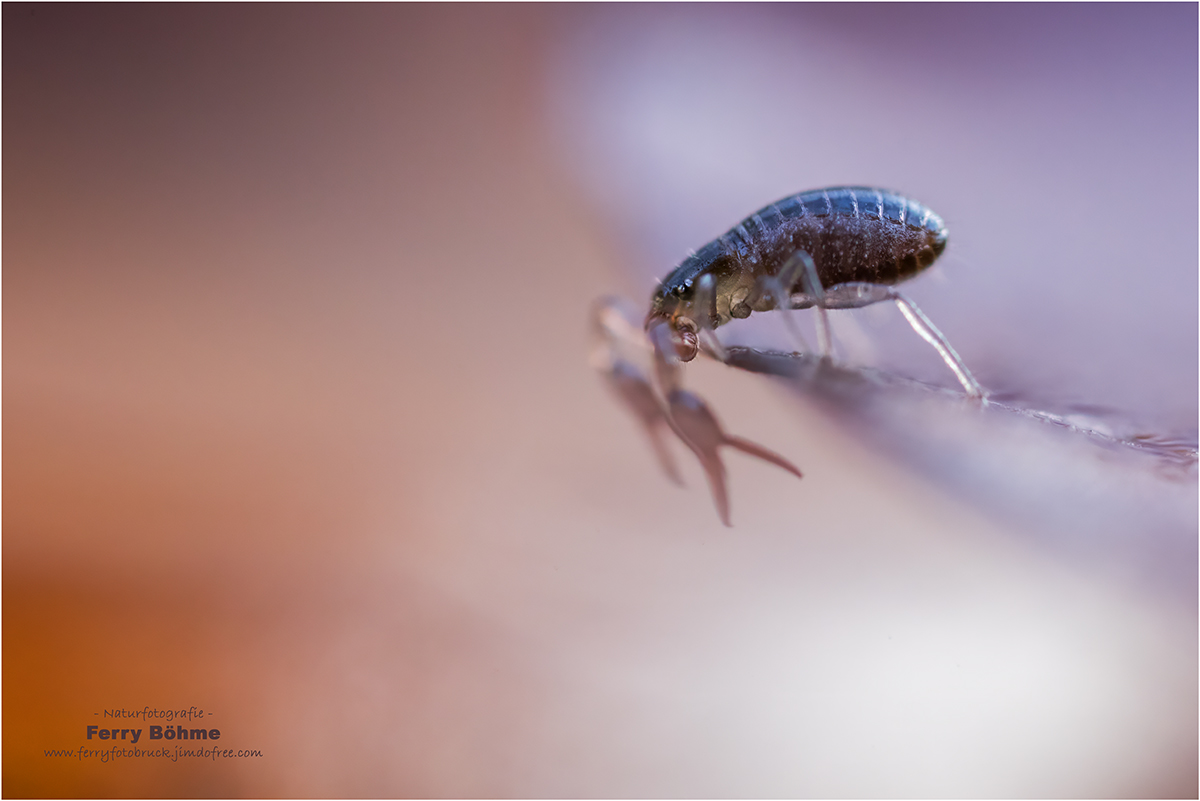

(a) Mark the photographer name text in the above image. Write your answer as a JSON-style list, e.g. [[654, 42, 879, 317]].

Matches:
[[87, 725, 220, 744]]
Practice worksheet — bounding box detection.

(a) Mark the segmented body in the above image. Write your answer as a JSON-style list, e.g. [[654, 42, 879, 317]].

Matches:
[[649, 187, 948, 329]]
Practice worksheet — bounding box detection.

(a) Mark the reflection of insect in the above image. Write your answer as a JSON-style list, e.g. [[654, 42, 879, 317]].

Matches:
[[593, 187, 984, 525]]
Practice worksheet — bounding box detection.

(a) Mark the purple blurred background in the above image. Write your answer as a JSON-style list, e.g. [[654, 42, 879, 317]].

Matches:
[[549, 4, 1197, 431], [5, 5, 1196, 797]]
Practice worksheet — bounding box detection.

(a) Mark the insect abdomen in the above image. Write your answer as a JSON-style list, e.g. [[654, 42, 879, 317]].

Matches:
[[728, 187, 948, 288]]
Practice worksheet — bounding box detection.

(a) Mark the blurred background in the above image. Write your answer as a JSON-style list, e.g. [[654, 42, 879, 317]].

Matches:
[[4, 4, 1196, 797]]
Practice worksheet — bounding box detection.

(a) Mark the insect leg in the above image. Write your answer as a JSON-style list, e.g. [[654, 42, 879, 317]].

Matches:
[[888, 290, 985, 398], [756, 272, 812, 354], [777, 251, 833, 357], [646, 319, 684, 395], [823, 283, 984, 398], [797, 252, 834, 358], [692, 273, 728, 362]]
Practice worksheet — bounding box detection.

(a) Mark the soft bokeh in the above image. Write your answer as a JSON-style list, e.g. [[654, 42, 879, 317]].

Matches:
[[5, 5, 1196, 797]]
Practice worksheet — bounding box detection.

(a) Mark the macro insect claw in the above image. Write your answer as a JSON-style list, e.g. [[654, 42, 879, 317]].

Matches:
[[666, 388, 803, 526]]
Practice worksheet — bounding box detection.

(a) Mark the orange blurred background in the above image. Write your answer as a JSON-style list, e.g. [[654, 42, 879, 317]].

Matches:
[[5, 5, 1196, 797]]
